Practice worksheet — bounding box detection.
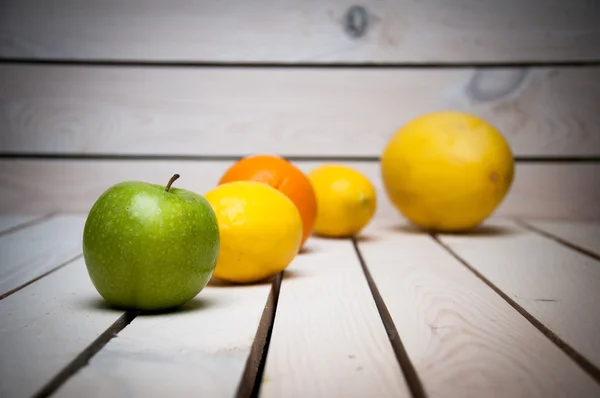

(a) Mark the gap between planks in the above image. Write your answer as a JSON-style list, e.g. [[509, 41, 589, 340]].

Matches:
[[8, 216, 597, 395], [27, 275, 282, 398], [3, 59, 600, 68], [430, 234, 600, 385], [32, 310, 138, 398], [2, 153, 599, 163], [351, 239, 428, 398], [259, 237, 412, 397], [0, 212, 56, 237], [0, 214, 87, 298], [236, 273, 282, 398], [0, 253, 83, 300], [0, 211, 281, 397], [514, 219, 600, 262]]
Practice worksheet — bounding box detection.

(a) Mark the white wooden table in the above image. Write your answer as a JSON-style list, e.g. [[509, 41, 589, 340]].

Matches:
[[0, 213, 598, 398]]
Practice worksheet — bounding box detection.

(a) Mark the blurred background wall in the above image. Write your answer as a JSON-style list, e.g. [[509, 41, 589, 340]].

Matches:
[[0, 0, 598, 219]]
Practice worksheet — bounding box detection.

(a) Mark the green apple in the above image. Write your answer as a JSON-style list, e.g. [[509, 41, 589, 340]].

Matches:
[[83, 174, 219, 311]]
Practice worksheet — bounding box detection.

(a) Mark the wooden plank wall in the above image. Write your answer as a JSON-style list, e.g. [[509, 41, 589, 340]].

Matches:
[[0, 0, 599, 219], [1, 160, 599, 221], [1, 0, 599, 63]]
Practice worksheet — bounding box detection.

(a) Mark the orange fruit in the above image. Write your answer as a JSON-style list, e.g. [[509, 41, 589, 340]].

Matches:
[[218, 154, 317, 245]]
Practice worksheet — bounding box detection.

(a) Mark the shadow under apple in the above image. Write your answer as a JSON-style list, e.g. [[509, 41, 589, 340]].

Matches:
[[76, 296, 123, 312], [76, 295, 217, 315], [140, 297, 216, 315]]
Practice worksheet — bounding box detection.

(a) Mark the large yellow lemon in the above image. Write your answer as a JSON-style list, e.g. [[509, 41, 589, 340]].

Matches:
[[381, 111, 515, 232], [308, 164, 377, 238], [205, 181, 303, 283]]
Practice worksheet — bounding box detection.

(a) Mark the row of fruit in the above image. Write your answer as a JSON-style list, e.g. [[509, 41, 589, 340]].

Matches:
[[82, 111, 515, 312]]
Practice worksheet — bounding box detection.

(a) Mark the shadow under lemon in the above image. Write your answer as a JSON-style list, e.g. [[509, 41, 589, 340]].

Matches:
[[298, 241, 322, 255], [387, 221, 521, 237], [207, 268, 303, 288], [352, 234, 381, 243]]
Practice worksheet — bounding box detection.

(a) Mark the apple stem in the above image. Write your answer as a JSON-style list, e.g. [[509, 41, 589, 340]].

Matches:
[[165, 174, 180, 192]]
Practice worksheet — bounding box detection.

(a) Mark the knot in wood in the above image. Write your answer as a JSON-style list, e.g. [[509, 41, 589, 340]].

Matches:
[[344, 5, 368, 38], [466, 68, 528, 102]]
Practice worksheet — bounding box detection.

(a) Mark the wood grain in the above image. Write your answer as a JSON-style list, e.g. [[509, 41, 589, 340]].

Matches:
[[437, 219, 600, 369], [0, 257, 125, 398], [523, 220, 600, 257], [0, 1, 598, 62], [56, 282, 273, 397], [0, 160, 598, 220], [356, 218, 600, 397], [260, 237, 410, 398], [1, 64, 600, 157], [0, 215, 84, 296]]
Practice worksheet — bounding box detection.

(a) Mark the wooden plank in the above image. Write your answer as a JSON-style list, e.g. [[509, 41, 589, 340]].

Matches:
[[356, 218, 600, 397], [55, 282, 273, 397], [0, 258, 126, 398], [0, 160, 598, 220], [498, 163, 600, 221], [0, 1, 598, 63], [0, 215, 85, 297], [260, 237, 411, 397], [0, 214, 42, 233], [522, 220, 600, 257], [1, 64, 600, 157], [437, 219, 600, 370]]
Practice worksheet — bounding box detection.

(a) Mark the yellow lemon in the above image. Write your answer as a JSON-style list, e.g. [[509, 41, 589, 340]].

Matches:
[[204, 180, 303, 283], [308, 165, 377, 238], [381, 111, 515, 232]]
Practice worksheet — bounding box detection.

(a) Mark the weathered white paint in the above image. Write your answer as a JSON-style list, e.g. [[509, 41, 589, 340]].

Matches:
[[0, 160, 598, 220], [438, 219, 600, 369], [1, 65, 599, 157], [261, 237, 411, 398], [0, 258, 124, 398], [524, 220, 600, 257], [56, 281, 273, 397], [0, 215, 84, 296], [0, 214, 43, 233], [1, 1, 598, 62], [357, 218, 600, 397]]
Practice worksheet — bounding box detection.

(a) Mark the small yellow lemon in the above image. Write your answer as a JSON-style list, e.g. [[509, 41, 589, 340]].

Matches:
[[204, 181, 303, 283], [381, 111, 515, 232], [308, 165, 377, 238]]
